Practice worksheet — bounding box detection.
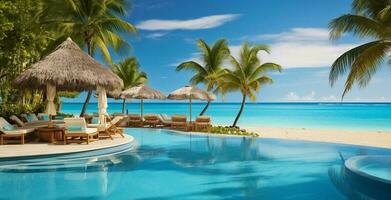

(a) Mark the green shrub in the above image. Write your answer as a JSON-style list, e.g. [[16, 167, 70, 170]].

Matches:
[[203, 126, 259, 137], [0, 103, 35, 118]]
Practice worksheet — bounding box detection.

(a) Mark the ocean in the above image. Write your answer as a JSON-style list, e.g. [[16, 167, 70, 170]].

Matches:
[[61, 102, 391, 131]]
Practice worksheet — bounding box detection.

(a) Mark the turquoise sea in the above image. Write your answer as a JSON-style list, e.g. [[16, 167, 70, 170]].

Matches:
[[61, 102, 391, 131]]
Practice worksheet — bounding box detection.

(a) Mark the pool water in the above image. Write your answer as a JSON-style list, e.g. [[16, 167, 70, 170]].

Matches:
[[0, 128, 390, 200], [360, 163, 391, 182]]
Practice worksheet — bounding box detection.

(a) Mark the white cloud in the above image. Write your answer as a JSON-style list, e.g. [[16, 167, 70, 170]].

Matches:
[[145, 32, 168, 39], [322, 95, 338, 101], [285, 92, 300, 101], [237, 28, 358, 68], [302, 90, 316, 101], [283, 91, 317, 101], [136, 14, 240, 31]]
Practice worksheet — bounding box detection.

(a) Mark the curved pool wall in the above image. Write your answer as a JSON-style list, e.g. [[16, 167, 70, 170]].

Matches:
[[0, 139, 137, 171], [345, 156, 391, 199], [1, 128, 391, 200]]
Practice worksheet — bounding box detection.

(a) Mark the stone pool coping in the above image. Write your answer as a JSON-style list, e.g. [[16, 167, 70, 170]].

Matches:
[[0, 134, 134, 159]]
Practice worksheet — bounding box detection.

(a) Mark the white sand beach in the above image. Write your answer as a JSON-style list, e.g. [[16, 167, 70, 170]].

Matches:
[[246, 126, 391, 149]]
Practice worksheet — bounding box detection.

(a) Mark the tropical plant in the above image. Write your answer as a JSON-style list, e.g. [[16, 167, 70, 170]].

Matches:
[[329, 0, 391, 98], [177, 39, 230, 115], [41, 0, 138, 116], [0, 0, 54, 116], [111, 57, 147, 113], [222, 43, 282, 127]]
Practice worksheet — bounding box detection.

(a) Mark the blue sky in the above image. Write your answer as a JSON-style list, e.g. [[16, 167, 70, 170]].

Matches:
[[65, 0, 391, 103]]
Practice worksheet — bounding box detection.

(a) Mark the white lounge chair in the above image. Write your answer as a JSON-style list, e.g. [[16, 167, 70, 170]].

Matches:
[[88, 116, 126, 139], [64, 118, 98, 144], [10, 115, 48, 128], [0, 117, 35, 144]]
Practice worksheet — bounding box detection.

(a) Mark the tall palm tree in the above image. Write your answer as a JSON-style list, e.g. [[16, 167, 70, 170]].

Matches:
[[329, 0, 391, 99], [177, 39, 230, 115], [222, 43, 282, 127], [111, 57, 147, 113], [41, 0, 137, 116]]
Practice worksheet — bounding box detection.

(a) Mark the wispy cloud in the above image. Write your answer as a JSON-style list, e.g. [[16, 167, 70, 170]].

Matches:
[[145, 32, 168, 39], [136, 14, 240, 31], [283, 91, 317, 101], [237, 28, 358, 68]]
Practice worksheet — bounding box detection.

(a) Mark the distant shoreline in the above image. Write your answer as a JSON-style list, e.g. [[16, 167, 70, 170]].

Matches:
[[246, 126, 391, 149]]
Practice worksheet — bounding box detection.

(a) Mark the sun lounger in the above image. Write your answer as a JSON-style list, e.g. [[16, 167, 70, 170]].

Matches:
[[64, 118, 98, 144], [88, 116, 126, 139], [171, 115, 187, 130], [158, 114, 172, 127], [105, 116, 126, 138], [195, 116, 212, 131], [37, 113, 65, 125], [10, 115, 48, 128], [144, 114, 160, 127], [0, 117, 35, 144], [128, 114, 143, 127]]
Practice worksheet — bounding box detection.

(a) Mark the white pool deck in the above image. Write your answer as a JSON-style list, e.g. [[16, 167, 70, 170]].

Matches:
[[0, 135, 134, 159]]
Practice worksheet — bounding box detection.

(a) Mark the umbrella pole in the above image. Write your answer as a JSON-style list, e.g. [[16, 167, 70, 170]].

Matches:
[[141, 98, 144, 120], [189, 97, 192, 122]]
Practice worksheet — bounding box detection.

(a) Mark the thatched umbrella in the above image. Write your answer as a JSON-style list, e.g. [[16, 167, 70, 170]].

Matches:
[[167, 85, 215, 122], [14, 37, 123, 121], [120, 85, 166, 118]]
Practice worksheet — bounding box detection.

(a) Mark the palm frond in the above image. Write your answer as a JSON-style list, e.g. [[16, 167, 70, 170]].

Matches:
[[342, 40, 391, 98], [329, 14, 388, 40]]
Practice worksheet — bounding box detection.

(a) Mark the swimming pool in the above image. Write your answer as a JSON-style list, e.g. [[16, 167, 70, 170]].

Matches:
[[0, 128, 390, 199]]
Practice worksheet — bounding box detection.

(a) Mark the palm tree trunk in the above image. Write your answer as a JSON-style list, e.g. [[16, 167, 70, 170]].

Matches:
[[122, 99, 126, 114], [80, 40, 93, 117], [232, 94, 246, 127], [199, 101, 210, 116]]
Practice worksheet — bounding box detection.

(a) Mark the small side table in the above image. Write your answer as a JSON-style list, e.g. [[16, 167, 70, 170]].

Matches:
[[37, 127, 66, 144], [186, 122, 195, 132]]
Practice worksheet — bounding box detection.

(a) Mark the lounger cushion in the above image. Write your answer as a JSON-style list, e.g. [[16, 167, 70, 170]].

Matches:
[[91, 117, 100, 124], [67, 128, 97, 135], [41, 114, 50, 121], [3, 128, 35, 135], [2, 124, 16, 131], [68, 125, 86, 131], [26, 114, 38, 122], [54, 116, 65, 120]]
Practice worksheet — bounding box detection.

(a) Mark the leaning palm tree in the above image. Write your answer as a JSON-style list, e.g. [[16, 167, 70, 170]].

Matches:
[[41, 0, 137, 116], [111, 57, 147, 113], [329, 0, 391, 99], [222, 43, 282, 127], [177, 39, 230, 115]]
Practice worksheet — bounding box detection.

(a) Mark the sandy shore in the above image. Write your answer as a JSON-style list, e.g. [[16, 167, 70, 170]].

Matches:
[[245, 126, 391, 149]]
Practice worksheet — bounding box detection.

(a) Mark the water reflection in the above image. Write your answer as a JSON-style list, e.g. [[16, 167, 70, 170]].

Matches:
[[328, 151, 391, 200]]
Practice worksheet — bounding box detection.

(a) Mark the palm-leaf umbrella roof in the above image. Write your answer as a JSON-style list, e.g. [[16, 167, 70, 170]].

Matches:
[[14, 37, 123, 91], [167, 85, 215, 101], [120, 85, 166, 100]]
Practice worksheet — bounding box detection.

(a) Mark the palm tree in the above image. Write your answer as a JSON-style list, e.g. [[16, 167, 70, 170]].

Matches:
[[41, 0, 137, 116], [111, 57, 147, 113], [177, 39, 230, 115], [222, 43, 282, 127], [329, 0, 391, 99]]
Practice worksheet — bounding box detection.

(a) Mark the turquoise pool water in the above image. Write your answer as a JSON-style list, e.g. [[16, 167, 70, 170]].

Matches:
[[61, 102, 391, 131], [0, 129, 390, 199]]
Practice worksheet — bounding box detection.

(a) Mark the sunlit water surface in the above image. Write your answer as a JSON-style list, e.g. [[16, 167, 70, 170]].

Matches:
[[0, 129, 390, 200]]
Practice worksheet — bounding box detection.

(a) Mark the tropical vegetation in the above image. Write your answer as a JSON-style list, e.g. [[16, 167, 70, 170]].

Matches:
[[111, 57, 148, 113], [205, 126, 258, 137], [329, 0, 391, 98], [177, 39, 230, 115], [41, 0, 137, 116], [0, 0, 55, 117], [221, 43, 282, 127]]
